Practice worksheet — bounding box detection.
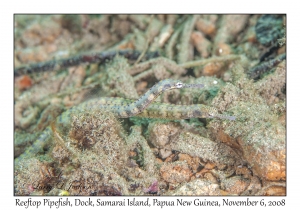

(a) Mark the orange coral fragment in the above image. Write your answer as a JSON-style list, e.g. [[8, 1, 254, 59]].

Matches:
[[263, 186, 286, 196], [191, 31, 211, 58], [15, 75, 33, 90], [160, 161, 192, 184]]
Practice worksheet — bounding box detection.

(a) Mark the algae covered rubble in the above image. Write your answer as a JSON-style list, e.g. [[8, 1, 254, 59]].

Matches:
[[14, 14, 286, 196]]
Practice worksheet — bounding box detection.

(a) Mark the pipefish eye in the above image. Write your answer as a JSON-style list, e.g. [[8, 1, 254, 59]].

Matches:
[[208, 113, 214, 118], [175, 82, 183, 88]]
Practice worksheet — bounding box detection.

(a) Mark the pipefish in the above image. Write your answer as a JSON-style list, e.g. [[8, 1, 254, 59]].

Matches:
[[57, 79, 234, 123], [84, 79, 234, 120]]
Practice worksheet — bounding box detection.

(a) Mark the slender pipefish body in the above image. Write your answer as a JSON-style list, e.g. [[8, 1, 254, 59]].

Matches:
[[15, 79, 235, 163]]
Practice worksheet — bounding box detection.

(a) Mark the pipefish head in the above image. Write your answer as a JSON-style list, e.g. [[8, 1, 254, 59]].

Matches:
[[162, 79, 204, 90]]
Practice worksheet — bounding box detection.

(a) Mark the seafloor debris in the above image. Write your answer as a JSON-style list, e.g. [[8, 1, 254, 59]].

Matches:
[[209, 62, 286, 181], [255, 15, 285, 47], [14, 14, 286, 196], [248, 53, 286, 80]]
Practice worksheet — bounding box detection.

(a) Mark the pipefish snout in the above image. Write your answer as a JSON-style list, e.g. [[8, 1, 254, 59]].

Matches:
[[200, 106, 236, 121]]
